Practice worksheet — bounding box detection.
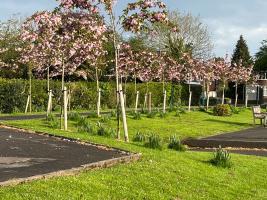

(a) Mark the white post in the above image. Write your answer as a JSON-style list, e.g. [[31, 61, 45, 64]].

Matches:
[[63, 87, 68, 131], [148, 92, 152, 113], [47, 90, 52, 116], [163, 90, 166, 113], [119, 84, 129, 142], [144, 93, 147, 109], [221, 84, 225, 105], [25, 95, 30, 114], [235, 82, 238, 107], [135, 91, 139, 113], [97, 88, 101, 117], [188, 91, 192, 112], [245, 85, 248, 108]]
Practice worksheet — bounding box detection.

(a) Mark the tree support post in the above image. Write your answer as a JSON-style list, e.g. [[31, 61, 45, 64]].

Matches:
[[163, 90, 167, 113], [135, 91, 139, 113], [47, 90, 53, 117], [188, 91, 192, 112], [97, 88, 101, 117], [148, 92, 152, 113], [119, 84, 129, 142], [63, 86, 68, 131]]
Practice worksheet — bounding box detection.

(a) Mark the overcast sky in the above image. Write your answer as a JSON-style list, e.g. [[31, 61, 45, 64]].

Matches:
[[1, 0, 266, 57]]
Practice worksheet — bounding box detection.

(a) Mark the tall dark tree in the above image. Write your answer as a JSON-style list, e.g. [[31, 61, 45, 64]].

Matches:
[[231, 35, 253, 67], [254, 40, 267, 72]]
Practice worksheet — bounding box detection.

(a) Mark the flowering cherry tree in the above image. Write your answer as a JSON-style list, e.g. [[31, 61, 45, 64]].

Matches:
[[57, 0, 170, 141], [214, 56, 232, 104], [21, 7, 107, 130]]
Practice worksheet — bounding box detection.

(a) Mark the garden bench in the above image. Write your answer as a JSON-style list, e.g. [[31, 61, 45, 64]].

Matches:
[[252, 106, 267, 126]]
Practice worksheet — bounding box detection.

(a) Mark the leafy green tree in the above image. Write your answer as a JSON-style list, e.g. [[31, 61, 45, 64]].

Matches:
[[231, 35, 253, 67], [254, 40, 267, 71]]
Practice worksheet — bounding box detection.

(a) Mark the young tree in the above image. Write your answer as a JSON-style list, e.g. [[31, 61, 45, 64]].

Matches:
[[58, 0, 170, 141], [215, 56, 232, 104]]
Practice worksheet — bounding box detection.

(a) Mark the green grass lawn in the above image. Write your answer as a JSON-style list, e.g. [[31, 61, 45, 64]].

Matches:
[[0, 109, 267, 200]]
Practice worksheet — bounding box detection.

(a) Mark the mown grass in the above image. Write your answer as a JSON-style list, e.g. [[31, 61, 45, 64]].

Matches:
[[0, 109, 267, 200]]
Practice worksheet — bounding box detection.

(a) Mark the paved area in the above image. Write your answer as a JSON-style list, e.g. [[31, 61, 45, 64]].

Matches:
[[184, 127, 267, 149], [0, 127, 129, 184]]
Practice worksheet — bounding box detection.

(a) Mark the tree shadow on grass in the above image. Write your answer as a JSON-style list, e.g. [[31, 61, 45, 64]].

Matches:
[[204, 119, 252, 127]]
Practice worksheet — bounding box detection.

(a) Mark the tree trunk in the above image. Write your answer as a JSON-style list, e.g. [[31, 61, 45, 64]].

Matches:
[[221, 82, 225, 105], [119, 84, 129, 142], [110, 12, 121, 140], [245, 83, 248, 108], [206, 82, 210, 111], [235, 82, 238, 107]]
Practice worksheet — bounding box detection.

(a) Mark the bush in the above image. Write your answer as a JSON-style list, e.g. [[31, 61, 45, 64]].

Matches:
[[168, 135, 186, 151], [132, 112, 142, 120], [46, 114, 60, 129], [87, 112, 99, 118], [96, 122, 115, 137], [213, 104, 231, 116], [133, 131, 146, 142], [210, 146, 232, 168], [147, 111, 157, 118], [68, 112, 82, 121], [100, 115, 111, 123], [159, 111, 168, 118], [144, 133, 163, 150], [77, 117, 95, 133]]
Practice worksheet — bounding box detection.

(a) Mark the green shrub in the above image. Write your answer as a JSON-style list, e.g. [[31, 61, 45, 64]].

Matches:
[[100, 115, 111, 123], [210, 146, 232, 168], [96, 122, 115, 137], [110, 110, 116, 117], [144, 134, 163, 150], [68, 112, 82, 121], [46, 114, 60, 129], [132, 112, 141, 120], [87, 112, 98, 118], [230, 105, 240, 114], [168, 135, 186, 151], [147, 111, 157, 118], [213, 104, 232, 116], [159, 111, 168, 118], [133, 131, 146, 142], [77, 117, 95, 133]]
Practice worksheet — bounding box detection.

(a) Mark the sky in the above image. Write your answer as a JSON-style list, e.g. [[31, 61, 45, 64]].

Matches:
[[1, 0, 267, 57]]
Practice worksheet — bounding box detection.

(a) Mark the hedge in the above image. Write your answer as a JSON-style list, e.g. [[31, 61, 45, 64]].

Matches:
[[0, 78, 202, 113]]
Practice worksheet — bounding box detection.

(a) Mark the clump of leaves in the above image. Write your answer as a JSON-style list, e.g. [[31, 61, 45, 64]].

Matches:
[[68, 112, 82, 121], [213, 104, 232, 116], [96, 122, 115, 137], [147, 111, 157, 118], [144, 133, 163, 150], [175, 107, 186, 118], [100, 115, 111, 123], [46, 114, 60, 129], [132, 112, 142, 120], [159, 111, 168, 118], [77, 117, 95, 134], [110, 110, 116, 117], [168, 135, 186, 152], [210, 146, 232, 168], [133, 131, 146, 142], [87, 112, 98, 118]]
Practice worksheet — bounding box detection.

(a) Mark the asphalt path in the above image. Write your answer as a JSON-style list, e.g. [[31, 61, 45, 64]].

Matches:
[[0, 127, 128, 184]]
